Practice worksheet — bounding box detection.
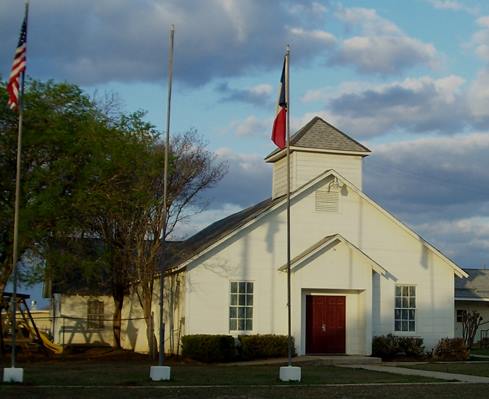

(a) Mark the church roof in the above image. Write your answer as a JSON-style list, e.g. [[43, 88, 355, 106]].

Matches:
[[455, 269, 489, 300], [265, 116, 370, 161]]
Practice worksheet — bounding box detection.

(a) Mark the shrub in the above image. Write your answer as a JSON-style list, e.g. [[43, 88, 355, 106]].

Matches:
[[238, 334, 295, 360], [181, 334, 236, 363], [398, 337, 424, 357], [432, 338, 469, 361], [372, 334, 400, 358]]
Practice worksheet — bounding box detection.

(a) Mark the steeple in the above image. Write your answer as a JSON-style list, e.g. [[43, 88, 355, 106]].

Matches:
[[265, 117, 370, 198]]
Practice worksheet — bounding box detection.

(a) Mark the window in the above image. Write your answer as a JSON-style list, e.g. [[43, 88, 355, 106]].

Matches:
[[229, 282, 253, 331], [87, 299, 104, 329], [457, 309, 466, 323], [394, 285, 416, 332]]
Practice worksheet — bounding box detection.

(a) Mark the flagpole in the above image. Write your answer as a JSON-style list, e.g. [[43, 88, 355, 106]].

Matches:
[[10, 0, 29, 371], [285, 44, 292, 367], [158, 24, 175, 368]]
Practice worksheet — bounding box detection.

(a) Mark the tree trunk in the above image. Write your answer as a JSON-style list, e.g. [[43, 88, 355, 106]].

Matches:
[[112, 292, 124, 349]]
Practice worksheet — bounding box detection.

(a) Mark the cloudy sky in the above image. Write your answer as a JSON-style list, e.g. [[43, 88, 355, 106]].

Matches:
[[3, 0, 489, 271]]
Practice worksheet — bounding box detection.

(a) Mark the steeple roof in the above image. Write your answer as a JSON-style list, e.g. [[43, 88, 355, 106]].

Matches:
[[265, 116, 370, 161]]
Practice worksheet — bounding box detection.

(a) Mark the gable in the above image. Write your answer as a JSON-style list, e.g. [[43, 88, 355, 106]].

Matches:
[[173, 169, 466, 279], [277, 233, 387, 276]]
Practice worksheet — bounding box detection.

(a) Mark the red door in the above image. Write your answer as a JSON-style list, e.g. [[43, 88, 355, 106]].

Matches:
[[306, 295, 346, 354]]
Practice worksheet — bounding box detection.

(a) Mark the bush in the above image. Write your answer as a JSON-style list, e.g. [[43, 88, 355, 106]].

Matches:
[[372, 334, 400, 358], [398, 337, 424, 357], [432, 338, 469, 361], [181, 334, 236, 363], [238, 334, 295, 360]]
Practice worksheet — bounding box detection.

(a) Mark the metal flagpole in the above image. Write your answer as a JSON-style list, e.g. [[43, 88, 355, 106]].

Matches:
[[285, 45, 292, 367], [11, 1, 29, 370], [159, 24, 175, 367]]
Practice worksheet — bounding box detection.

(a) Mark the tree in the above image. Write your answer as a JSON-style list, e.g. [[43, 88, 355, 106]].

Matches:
[[131, 130, 227, 356], [0, 78, 109, 297], [1, 78, 227, 353], [461, 309, 487, 350]]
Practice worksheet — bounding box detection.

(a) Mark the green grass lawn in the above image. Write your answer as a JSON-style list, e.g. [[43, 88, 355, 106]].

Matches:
[[471, 348, 489, 356], [2, 361, 439, 386], [406, 362, 489, 377]]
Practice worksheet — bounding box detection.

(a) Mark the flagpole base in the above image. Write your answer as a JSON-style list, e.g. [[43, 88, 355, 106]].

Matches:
[[3, 367, 24, 383], [279, 366, 301, 382], [150, 366, 171, 381]]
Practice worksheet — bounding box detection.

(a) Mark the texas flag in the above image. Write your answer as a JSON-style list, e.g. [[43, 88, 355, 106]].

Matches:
[[271, 56, 287, 149]]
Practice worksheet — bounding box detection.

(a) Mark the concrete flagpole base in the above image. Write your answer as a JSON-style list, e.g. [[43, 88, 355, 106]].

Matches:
[[3, 367, 24, 383], [279, 366, 301, 382], [150, 366, 171, 381]]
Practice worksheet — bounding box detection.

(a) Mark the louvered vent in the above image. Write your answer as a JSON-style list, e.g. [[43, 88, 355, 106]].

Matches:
[[315, 190, 339, 212]]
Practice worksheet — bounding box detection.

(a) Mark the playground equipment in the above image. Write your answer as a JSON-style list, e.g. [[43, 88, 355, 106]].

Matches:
[[0, 292, 62, 355]]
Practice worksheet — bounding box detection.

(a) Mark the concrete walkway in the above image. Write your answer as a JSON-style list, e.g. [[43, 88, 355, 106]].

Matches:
[[224, 355, 381, 366], [344, 364, 489, 383]]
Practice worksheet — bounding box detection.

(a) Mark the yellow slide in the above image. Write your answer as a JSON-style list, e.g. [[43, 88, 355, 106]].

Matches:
[[37, 330, 63, 354], [19, 322, 63, 354]]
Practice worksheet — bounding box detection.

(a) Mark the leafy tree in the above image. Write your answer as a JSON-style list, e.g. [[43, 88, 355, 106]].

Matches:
[[1, 78, 227, 353]]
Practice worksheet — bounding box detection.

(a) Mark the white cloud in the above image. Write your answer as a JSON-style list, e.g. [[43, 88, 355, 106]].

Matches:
[[228, 115, 271, 137], [318, 75, 466, 137], [288, 27, 336, 45], [470, 17, 489, 62], [330, 7, 439, 75], [428, 0, 478, 15]]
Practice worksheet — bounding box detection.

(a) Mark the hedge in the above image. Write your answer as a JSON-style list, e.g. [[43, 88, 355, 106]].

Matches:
[[238, 334, 295, 360], [181, 334, 236, 363]]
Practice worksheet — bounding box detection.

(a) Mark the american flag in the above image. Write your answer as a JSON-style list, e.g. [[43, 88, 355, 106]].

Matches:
[[7, 8, 28, 111]]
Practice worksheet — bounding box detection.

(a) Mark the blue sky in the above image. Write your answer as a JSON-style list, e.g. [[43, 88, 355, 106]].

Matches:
[[4, 0, 489, 304]]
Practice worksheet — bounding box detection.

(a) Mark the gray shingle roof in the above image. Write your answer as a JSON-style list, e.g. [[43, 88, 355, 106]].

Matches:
[[266, 116, 370, 160], [455, 269, 489, 300]]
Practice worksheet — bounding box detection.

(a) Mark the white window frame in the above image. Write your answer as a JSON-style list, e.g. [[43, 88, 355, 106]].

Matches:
[[87, 299, 104, 330], [394, 285, 416, 333], [229, 281, 254, 333]]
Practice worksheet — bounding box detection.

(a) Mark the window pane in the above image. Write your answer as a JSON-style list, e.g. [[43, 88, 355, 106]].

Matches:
[[409, 310, 415, 320], [231, 282, 237, 293], [395, 309, 401, 319], [229, 307, 237, 318], [402, 321, 408, 331], [238, 319, 245, 331], [409, 321, 415, 331], [247, 295, 253, 306], [245, 307, 253, 318], [245, 319, 253, 331], [402, 286, 409, 296], [239, 295, 246, 305], [395, 320, 401, 331], [230, 294, 237, 305], [402, 297, 408, 308], [229, 319, 237, 330], [402, 309, 408, 320], [239, 282, 246, 293], [238, 307, 246, 318], [247, 282, 253, 293], [395, 286, 402, 296], [409, 286, 415, 296], [409, 297, 416, 308], [395, 297, 401, 308]]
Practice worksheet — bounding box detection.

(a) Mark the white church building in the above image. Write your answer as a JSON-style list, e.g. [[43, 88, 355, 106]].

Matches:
[[51, 116, 468, 355], [164, 116, 467, 355]]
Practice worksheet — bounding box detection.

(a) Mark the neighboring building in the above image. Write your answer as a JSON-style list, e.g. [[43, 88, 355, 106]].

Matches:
[[455, 269, 489, 343], [50, 117, 468, 355]]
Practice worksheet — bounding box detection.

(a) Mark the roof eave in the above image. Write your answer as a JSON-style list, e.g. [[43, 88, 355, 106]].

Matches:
[[265, 146, 370, 163]]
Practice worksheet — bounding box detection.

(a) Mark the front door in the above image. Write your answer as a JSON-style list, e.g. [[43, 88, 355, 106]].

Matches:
[[306, 295, 346, 354]]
